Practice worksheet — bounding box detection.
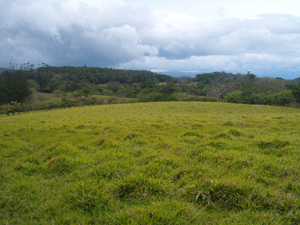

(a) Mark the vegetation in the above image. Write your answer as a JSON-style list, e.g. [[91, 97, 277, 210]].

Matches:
[[0, 70, 32, 105], [1, 65, 300, 115], [292, 86, 300, 104], [1, 65, 299, 223], [0, 102, 299, 224]]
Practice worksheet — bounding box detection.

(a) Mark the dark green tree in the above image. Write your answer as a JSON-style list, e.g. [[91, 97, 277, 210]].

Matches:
[[0, 70, 32, 104], [159, 81, 179, 94], [292, 85, 300, 104]]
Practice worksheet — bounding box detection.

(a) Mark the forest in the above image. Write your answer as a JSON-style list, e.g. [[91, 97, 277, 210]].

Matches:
[[1, 64, 300, 114]]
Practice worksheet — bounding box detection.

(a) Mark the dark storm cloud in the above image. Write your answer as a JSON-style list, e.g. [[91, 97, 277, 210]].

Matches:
[[0, 0, 158, 66], [1, 0, 300, 77]]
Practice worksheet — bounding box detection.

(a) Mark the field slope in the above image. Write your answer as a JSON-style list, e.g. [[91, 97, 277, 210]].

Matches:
[[0, 102, 300, 224]]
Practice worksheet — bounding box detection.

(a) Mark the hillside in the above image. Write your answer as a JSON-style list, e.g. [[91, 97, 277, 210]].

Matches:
[[0, 102, 299, 224]]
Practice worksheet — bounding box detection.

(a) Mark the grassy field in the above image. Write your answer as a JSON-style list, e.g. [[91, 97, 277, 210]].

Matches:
[[0, 102, 299, 224]]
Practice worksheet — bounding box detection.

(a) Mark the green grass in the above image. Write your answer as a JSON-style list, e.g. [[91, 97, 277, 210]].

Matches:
[[0, 102, 300, 224]]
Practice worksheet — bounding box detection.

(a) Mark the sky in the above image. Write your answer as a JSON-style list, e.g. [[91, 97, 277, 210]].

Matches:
[[1, 0, 300, 78]]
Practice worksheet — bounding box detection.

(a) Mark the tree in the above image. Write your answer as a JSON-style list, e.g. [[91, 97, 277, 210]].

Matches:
[[286, 82, 298, 90], [207, 83, 232, 102], [159, 81, 179, 94], [0, 70, 32, 105], [292, 85, 300, 104]]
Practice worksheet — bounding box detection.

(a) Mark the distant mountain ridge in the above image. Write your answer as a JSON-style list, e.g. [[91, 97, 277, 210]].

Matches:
[[160, 71, 199, 78]]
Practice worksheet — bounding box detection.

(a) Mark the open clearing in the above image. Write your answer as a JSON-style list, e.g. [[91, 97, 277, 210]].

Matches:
[[0, 102, 299, 224]]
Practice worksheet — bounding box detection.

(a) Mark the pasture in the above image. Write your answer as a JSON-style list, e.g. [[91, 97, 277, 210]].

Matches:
[[0, 102, 299, 224]]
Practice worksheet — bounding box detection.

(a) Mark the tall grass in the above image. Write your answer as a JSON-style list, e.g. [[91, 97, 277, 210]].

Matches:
[[0, 102, 299, 224]]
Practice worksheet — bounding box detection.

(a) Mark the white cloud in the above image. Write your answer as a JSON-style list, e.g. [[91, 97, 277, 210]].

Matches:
[[119, 55, 238, 72], [1, 0, 300, 78]]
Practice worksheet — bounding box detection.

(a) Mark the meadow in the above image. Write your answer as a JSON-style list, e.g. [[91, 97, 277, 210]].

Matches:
[[0, 102, 299, 224]]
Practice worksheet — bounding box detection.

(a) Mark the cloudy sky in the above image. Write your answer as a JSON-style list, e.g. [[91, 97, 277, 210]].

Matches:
[[1, 0, 300, 78]]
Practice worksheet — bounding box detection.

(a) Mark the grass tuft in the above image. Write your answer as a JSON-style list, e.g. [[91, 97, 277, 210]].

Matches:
[[257, 140, 290, 150], [114, 175, 165, 201]]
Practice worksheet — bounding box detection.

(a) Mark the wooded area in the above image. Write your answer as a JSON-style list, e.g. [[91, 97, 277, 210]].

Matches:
[[1, 65, 300, 114]]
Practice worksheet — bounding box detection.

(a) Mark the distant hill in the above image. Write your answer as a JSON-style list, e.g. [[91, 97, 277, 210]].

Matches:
[[0, 68, 7, 73], [24, 66, 173, 91], [160, 71, 199, 78]]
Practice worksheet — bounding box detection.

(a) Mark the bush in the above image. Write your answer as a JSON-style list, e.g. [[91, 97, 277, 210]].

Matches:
[[226, 91, 295, 106], [61, 97, 78, 108], [137, 92, 171, 102], [292, 86, 300, 104], [107, 96, 118, 104], [225, 91, 243, 103], [120, 98, 139, 104], [262, 91, 294, 106], [172, 93, 216, 102], [40, 99, 61, 110], [138, 92, 216, 102], [0, 102, 32, 115]]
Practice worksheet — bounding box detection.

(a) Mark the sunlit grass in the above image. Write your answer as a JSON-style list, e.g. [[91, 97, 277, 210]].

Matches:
[[0, 102, 300, 224]]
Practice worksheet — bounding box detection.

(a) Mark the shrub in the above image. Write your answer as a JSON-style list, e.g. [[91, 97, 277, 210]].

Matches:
[[107, 96, 118, 104], [61, 97, 78, 108], [226, 90, 295, 106], [292, 85, 300, 103], [40, 99, 60, 110], [225, 91, 243, 103], [172, 93, 216, 102]]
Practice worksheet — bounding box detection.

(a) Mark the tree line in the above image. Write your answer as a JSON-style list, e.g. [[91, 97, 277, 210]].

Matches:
[[1, 65, 300, 115]]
